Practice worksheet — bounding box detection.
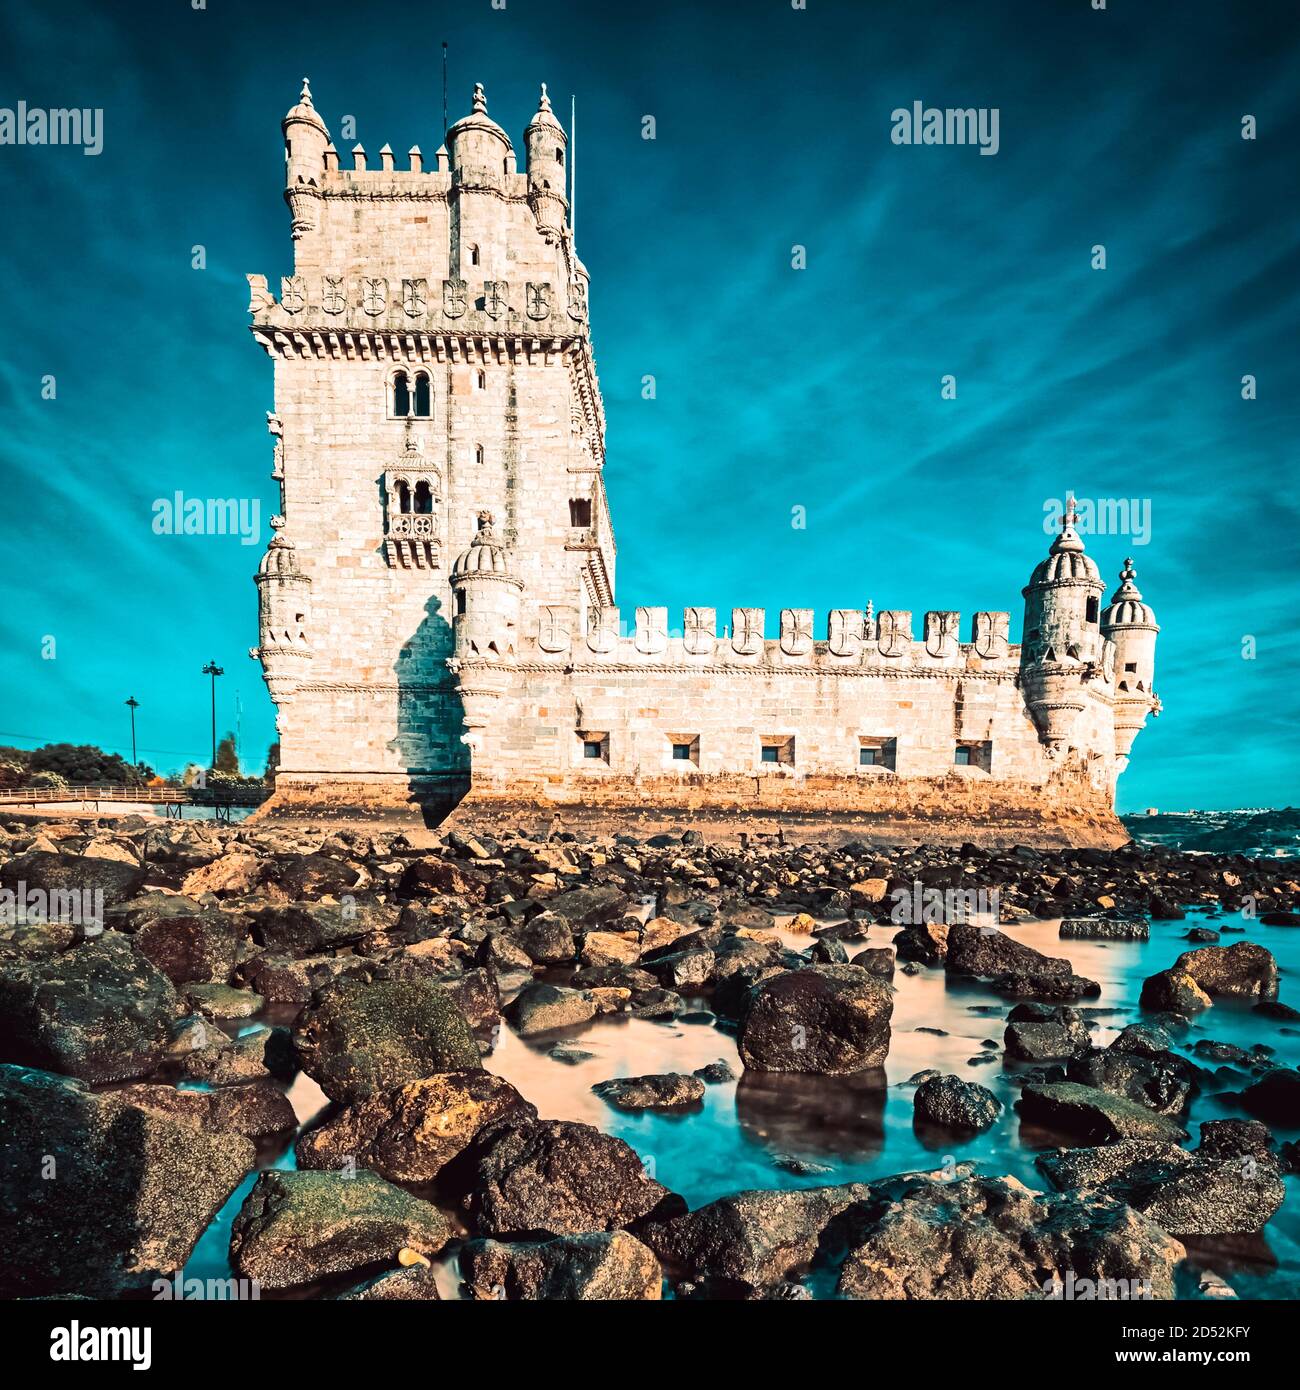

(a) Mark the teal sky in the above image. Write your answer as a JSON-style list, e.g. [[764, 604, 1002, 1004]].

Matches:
[[0, 0, 1297, 811]]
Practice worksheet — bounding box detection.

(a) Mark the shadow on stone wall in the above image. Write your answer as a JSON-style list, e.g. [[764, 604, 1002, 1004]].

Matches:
[[391, 593, 469, 827]]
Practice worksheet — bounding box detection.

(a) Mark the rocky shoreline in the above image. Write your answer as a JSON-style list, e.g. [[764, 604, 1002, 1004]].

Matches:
[[1, 811, 1297, 1300]]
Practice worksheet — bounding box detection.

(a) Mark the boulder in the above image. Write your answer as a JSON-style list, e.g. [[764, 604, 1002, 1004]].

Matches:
[[540, 886, 631, 929], [1175, 942, 1279, 1002], [512, 912, 577, 965], [1003, 1004, 1091, 1062], [459, 1230, 662, 1300], [134, 910, 243, 985], [1017, 1082, 1189, 1144], [465, 1118, 683, 1237], [334, 1264, 442, 1300], [945, 924, 1069, 982], [837, 1172, 1184, 1300], [850, 947, 895, 979], [640, 1184, 872, 1293], [892, 922, 948, 966], [292, 976, 481, 1104], [581, 930, 643, 968], [592, 1073, 706, 1112], [0, 1065, 254, 1297], [180, 853, 266, 898], [737, 965, 892, 1074], [1139, 969, 1212, 1014], [114, 1079, 297, 1137], [0, 931, 178, 1083], [1059, 917, 1149, 941], [1, 849, 146, 909], [1066, 1049, 1195, 1117], [229, 1169, 449, 1291], [296, 1071, 536, 1183], [913, 1074, 1002, 1133], [1036, 1140, 1284, 1236], [1236, 1069, 1300, 1126], [505, 982, 599, 1036]]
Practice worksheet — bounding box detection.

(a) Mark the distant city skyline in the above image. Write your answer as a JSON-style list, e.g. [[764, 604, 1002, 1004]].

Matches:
[[0, 0, 1297, 810]]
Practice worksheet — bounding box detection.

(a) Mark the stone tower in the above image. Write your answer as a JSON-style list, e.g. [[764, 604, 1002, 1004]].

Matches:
[[247, 80, 614, 813], [1019, 498, 1108, 757], [1100, 558, 1161, 772]]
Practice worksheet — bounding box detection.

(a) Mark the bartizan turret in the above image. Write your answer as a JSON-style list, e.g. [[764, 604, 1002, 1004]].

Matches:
[[282, 78, 329, 239], [251, 517, 312, 702], [449, 511, 523, 750], [1101, 557, 1161, 772], [525, 84, 568, 237], [1019, 498, 1106, 757]]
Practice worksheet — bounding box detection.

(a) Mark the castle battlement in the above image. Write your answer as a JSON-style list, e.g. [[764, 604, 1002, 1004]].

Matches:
[[249, 81, 1160, 846]]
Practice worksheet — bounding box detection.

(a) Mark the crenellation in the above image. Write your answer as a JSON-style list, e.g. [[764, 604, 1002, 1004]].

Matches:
[[249, 81, 1160, 845]]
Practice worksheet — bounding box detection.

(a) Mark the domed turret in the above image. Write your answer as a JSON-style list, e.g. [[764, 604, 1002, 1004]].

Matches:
[[252, 518, 312, 701], [282, 78, 329, 239], [525, 84, 568, 234], [1019, 499, 1107, 756], [447, 83, 513, 186], [1101, 558, 1160, 767], [448, 511, 524, 753]]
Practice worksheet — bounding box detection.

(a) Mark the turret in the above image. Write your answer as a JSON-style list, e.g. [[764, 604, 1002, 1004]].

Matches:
[[282, 78, 329, 240], [251, 517, 312, 702], [449, 511, 523, 750], [1019, 499, 1106, 756], [1101, 557, 1160, 769], [447, 83, 512, 187], [525, 84, 568, 235]]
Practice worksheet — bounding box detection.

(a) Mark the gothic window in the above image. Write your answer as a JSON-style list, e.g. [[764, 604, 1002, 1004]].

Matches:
[[569, 498, 592, 527], [413, 480, 433, 514], [475, 444, 485, 465], [455, 590, 467, 616], [1086, 596, 1099, 624], [476, 369, 487, 390], [392, 371, 410, 417], [468, 244, 480, 267], [396, 480, 411, 513], [413, 372, 431, 417], [556, 147, 564, 165]]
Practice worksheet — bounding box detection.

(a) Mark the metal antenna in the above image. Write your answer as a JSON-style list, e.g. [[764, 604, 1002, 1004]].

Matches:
[[570, 94, 576, 233], [442, 41, 448, 140]]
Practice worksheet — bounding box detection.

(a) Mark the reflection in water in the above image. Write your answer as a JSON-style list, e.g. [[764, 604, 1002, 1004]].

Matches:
[[175, 908, 1300, 1299], [735, 1068, 885, 1162]]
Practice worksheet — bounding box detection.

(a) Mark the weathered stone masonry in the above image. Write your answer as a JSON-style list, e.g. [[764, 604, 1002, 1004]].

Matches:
[[248, 81, 1161, 846]]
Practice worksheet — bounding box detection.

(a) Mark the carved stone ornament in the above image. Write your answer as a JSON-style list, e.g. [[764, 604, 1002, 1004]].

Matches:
[[568, 279, 588, 322], [402, 278, 427, 317], [484, 281, 508, 319], [538, 605, 573, 654], [526, 282, 551, 320], [635, 606, 668, 655], [683, 606, 716, 657], [586, 605, 620, 655], [877, 610, 913, 658], [280, 275, 306, 314], [780, 608, 813, 657], [827, 609, 864, 658], [321, 275, 345, 315], [361, 276, 388, 316], [443, 278, 468, 318], [924, 610, 960, 659], [731, 608, 765, 657], [973, 610, 1010, 660]]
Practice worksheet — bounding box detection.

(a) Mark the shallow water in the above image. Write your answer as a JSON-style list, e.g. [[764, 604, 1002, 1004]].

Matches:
[[184, 906, 1300, 1300]]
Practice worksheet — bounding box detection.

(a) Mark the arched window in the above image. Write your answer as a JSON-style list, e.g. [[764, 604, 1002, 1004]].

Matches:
[[474, 444, 484, 465], [468, 244, 480, 267], [556, 147, 564, 165], [392, 371, 410, 417], [396, 480, 411, 513], [476, 369, 486, 390], [456, 589, 467, 616], [1085, 596, 1099, 624], [413, 371, 431, 417], [413, 480, 433, 514]]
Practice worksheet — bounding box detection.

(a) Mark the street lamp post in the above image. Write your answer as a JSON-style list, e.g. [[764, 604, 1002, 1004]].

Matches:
[[124, 696, 139, 777], [202, 661, 224, 769]]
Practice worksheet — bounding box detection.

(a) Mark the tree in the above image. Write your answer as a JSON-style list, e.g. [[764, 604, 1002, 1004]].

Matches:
[[264, 740, 280, 783], [214, 732, 239, 776], [26, 743, 153, 786]]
